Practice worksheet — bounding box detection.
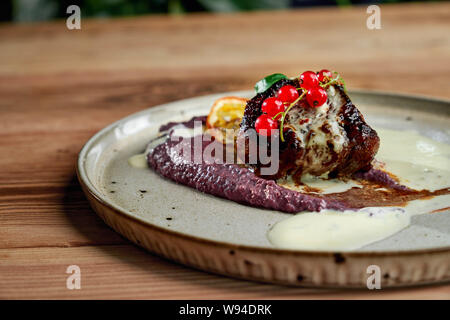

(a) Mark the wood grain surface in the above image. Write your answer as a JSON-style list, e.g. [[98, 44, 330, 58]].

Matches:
[[0, 2, 449, 299]]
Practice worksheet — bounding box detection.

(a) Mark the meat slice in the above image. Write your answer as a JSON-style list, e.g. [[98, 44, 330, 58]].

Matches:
[[238, 78, 380, 181]]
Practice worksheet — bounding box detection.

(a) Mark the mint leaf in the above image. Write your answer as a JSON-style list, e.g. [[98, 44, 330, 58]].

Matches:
[[254, 73, 287, 94]]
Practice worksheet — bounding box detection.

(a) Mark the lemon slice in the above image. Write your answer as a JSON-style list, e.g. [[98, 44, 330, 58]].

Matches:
[[206, 96, 247, 129], [205, 97, 247, 144]]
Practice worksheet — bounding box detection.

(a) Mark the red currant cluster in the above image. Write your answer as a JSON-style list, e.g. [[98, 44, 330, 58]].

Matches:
[[255, 69, 335, 138]]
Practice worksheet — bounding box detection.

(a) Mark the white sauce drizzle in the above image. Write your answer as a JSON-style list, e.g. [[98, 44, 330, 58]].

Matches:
[[286, 86, 347, 175], [128, 125, 197, 168], [376, 128, 450, 192], [268, 195, 450, 251], [268, 207, 410, 251], [278, 174, 361, 195], [128, 153, 147, 169], [169, 126, 198, 138]]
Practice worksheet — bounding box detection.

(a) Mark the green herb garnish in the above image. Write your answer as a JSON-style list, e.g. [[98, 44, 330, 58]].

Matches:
[[254, 73, 288, 94], [331, 72, 347, 91]]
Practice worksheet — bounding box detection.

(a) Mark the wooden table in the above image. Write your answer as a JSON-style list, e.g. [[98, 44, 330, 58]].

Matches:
[[1, 2, 449, 299]]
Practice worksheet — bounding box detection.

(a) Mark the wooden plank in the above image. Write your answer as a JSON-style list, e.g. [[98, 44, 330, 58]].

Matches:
[[1, 246, 449, 299], [1, 3, 449, 98]]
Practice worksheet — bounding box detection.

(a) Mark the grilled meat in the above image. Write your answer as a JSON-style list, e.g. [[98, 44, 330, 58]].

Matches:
[[238, 78, 380, 181]]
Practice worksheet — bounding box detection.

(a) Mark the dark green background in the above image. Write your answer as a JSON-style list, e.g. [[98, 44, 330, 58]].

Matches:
[[0, 0, 442, 22]]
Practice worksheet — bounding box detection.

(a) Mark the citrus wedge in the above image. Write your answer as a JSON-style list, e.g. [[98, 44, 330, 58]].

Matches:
[[206, 96, 247, 144]]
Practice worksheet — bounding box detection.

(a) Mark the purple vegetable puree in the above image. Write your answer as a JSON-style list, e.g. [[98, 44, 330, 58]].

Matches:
[[147, 117, 419, 213]]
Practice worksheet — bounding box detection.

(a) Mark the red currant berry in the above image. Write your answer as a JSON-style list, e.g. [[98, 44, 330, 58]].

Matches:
[[261, 97, 284, 119], [306, 87, 327, 108], [317, 69, 332, 82], [299, 71, 319, 90], [277, 85, 299, 104], [255, 114, 278, 136]]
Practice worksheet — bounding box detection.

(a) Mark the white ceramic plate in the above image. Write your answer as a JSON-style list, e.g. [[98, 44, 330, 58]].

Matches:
[[77, 90, 450, 287]]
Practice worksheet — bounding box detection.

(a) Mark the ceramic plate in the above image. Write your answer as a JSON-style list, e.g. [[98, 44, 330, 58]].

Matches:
[[77, 90, 450, 288]]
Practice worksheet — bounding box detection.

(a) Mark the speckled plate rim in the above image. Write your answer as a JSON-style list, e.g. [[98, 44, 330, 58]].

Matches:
[[77, 89, 450, 288]]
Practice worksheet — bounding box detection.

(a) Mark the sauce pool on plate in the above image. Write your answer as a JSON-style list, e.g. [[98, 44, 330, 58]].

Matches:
[[268, 128, 450, 251]]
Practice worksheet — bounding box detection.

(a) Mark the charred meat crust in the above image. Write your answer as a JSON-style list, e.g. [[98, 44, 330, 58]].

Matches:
[[240, 78, 298, 132], [238, 78, 301, 178], [330, 86, 380, 177]]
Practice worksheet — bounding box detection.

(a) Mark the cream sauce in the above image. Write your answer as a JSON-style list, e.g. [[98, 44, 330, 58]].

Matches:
[[286, 86, 348, 175], [169, 125, 199, 138], [278, 174, 361, 194], [269, 128, 450, 251], [268, 194, 450, 251], [128, 125, 198, 168], [376, 128, 450, 192], [268, 207, 410, 251], [128, 153, 147, 169]]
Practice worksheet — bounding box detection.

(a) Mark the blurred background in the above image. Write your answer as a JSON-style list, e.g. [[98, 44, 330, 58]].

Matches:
[[0, 0, 441, 23]]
